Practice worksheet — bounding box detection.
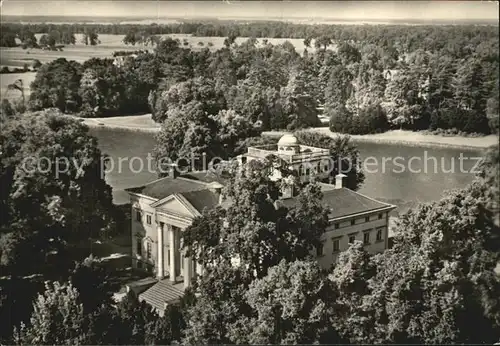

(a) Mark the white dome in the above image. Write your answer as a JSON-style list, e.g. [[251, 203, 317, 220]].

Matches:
[[277, 133, 299, 146]]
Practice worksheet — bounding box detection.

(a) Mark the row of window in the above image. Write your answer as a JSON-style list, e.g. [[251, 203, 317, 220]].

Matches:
[[317, 227, 385, 256], [297, 162, 329, 176], [332, 213, 385, 230], [135, 209, 152, 225]]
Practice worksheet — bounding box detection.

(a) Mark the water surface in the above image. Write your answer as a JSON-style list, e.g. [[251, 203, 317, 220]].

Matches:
[[90, 127, 483, 212]]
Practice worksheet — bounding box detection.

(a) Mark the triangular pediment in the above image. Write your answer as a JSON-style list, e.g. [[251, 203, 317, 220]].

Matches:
[[150, 194, 200, 218]]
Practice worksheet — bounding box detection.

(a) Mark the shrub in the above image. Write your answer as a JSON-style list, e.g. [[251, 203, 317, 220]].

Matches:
[[488, 116, 499, 135], [32, 59, 42, 70]]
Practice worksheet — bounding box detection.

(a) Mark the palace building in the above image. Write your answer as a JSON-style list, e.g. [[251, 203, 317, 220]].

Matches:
[[126, 133, 396, 315]]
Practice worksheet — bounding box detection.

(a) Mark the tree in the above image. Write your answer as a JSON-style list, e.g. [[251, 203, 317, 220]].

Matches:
[[382, 68, 425, 129], [211, 109, 261, 156], [329, 151, 500, 344], [48, 30, 61, 46], [241, 259, 341, 344], [82, 29, 99, 46], [303, 37, 312, 48], [60, 31, 76, 45], [115, 291, 158, 345], [14, 281, 86, 345], [38, 34, 51, 47], [32, 59, 42, 70], [123, 30, 138, 46], [0, 99, 15, 121], [0, 32, 17, 47], [329, 241, 378, 343], [151, 77, 226, 123], [153, 115, 190, 174], [0, 112, 115, 275], [324, 65, 353, 110], [183, 159, 329, 279], [29, 58, 82, 113], [294, 131, 365, 190], [337, 42, 362, 65], [19, 30, 37, 48], [223, 33, 237, 48], [314, 35, 332, 51], [182, 262, 253, 344], [69, 256, 113, 314]]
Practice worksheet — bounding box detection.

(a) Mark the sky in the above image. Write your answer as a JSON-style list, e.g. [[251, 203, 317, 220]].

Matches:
[[1, 1, 499, 21]]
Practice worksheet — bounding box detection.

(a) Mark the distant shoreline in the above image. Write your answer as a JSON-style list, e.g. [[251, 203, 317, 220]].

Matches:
[[265, 128, 498, 151], [78, 114, 498, 150]]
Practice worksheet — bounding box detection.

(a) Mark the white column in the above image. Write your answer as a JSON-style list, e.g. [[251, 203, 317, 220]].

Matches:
[[156, 222, 164, 279], [169, 225, 176, 283], [183, 251, 192, 289]]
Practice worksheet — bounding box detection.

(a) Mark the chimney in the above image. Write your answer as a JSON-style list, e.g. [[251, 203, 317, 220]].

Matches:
[[167, 163, 179, 179], [335, 173, 347, 189], [208, 182, 224, 204]]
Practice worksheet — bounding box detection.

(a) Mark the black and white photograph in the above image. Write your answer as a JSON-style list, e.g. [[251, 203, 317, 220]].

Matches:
[[0, 0, 499, 344]]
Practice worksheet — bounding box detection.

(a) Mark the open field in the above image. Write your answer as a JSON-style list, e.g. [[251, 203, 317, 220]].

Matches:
[[1, 33, 314, 68]]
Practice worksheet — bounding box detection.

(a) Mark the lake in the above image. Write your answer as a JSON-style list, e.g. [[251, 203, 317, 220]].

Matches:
[[89, 127, 484, 213]]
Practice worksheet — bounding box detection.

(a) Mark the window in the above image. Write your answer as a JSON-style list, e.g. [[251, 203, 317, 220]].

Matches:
[[316, 242, 324, 257], [378, 213, 383, 220], [332, 238, 340, 253], [363, 231, 370, 245], [376, 228, 384, 242], [135, 209, 141, 222], [146, 214, 152, 225], [335, 223, 339, 230], [136, 238, 142, 256], [365, 216, 370, 222], [348, 234, 356, 244], [351, 219, 355, 226], [146, 242, 152, 259]]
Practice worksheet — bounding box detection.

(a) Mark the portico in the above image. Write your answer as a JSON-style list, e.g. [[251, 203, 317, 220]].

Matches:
[[155, 210, 197, 289]]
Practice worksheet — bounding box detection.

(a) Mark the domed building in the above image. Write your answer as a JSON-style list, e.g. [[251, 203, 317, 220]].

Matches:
[[277, 133, 300, 154], [126, 131, 396, 316], [245, 132, 332, 186]]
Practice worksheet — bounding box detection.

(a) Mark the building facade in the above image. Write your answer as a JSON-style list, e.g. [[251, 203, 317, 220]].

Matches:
[[127, 133, 396, 296]]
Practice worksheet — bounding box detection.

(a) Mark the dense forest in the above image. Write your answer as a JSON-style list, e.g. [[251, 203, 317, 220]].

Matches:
[[1, 21, 499, 42], [2, 22, 499, 138]]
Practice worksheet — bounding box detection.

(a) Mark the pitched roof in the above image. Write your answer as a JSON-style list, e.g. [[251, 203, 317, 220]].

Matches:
[[127, 172, 394, 219], [179, 189, 220, 213], [281, 187, 395, 220], [180, 171, 230, 185], [126, 176, 210, 200], [138, 280, 185, 312]]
